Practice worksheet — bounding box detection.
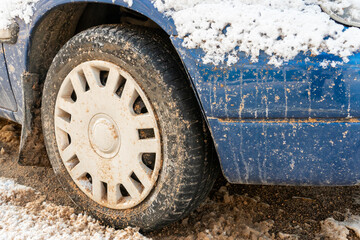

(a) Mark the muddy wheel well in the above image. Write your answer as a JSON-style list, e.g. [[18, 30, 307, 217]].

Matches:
[[28, 2, 165, 82]]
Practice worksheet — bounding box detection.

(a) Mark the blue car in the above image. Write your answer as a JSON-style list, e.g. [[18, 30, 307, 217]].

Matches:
[[0, 0, 359, 231]]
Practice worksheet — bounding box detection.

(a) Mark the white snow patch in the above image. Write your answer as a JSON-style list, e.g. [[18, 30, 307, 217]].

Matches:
[[153, 0, 360, 66], [125, 0, 133, 7], [0, 177, 32, 197], [0, 0, 40, 29], [321, 218, 349, 240], [321, 0, 360, 20], [319, 59, 344, 69], [321, 214, 360, 240], [0, 177, 148, 240], [113, 0, 133, 7]]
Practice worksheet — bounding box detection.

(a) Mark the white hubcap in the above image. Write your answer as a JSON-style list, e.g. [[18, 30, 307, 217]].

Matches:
[[54, 60, 161, 209], [89, 114, 120, 158]]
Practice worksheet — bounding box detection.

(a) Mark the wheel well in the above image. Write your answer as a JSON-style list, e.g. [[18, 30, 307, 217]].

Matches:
[[28, 2, 165, 82]]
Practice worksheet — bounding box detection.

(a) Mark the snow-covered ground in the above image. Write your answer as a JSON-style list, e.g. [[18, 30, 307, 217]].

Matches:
[[2, 174, 360, 240], [0, 177, 147, 240]]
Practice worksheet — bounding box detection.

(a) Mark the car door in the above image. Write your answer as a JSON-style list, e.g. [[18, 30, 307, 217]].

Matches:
[[192, 54, 359, 120], [0, 44, 17, 111]]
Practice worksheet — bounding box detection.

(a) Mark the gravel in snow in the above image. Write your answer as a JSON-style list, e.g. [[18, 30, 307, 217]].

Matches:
[[0, 177, 148, 240]]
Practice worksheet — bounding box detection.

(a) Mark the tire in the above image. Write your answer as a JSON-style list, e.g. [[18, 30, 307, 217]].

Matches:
[[41, 25, 218, 231]]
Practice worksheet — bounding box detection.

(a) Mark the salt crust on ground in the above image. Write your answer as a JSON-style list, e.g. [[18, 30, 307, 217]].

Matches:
[[0, 177, 148, 240], [153, 0, 360, 67]]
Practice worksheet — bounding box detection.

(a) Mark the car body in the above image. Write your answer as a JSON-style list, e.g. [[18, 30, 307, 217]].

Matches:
[[0, 0, 360, 230], [1, 0, 359, 186]]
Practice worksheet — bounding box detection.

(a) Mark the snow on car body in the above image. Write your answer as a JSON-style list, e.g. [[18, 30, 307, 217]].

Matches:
[[0, 0, 359, 230]]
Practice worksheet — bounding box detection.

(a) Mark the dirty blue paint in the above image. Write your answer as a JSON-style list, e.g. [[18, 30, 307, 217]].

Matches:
[[0, 44, 17, 112], [2, 22, 28, 123], [171, 37, 360, 120], [209, 118, 360, 186], [0, 0, 360, 185], [172, 37, 360, 185]]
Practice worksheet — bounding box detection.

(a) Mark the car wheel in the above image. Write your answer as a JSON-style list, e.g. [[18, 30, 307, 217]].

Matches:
[[41, 25, 217, 231]]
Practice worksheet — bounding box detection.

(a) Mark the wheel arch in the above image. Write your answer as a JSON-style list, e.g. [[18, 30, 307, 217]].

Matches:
[[20, 1, 212, 166], [27, 1, 176, 80]]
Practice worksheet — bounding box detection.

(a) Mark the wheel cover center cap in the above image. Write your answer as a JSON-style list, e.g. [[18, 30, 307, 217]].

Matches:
[[89, 114, 120, 158]]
